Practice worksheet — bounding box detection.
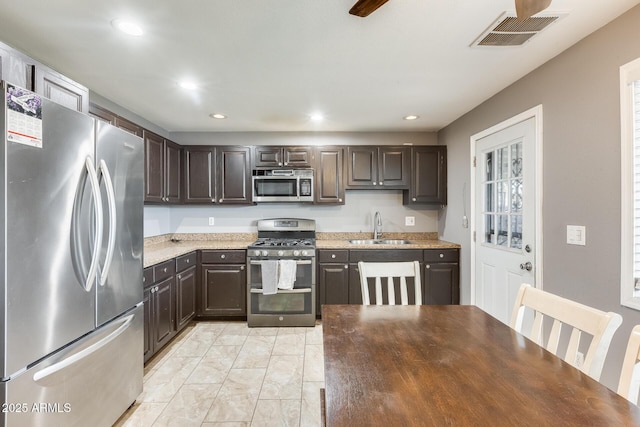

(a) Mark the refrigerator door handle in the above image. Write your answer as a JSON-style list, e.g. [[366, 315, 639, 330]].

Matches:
[[84, 156, 103, 292], [32, 313, 134, 382], [97, 159, 117, 287]]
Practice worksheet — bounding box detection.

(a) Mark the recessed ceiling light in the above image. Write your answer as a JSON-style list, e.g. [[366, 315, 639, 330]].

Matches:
[[310, 113, 325, 122], [179, 81, 197, 90], [209, 113, 226, 119], [111, 19, 143, 36], [403, 115, 419, 121]]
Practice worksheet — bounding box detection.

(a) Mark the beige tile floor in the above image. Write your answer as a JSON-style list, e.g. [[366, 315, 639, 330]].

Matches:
[[114, 321, 325, 427]]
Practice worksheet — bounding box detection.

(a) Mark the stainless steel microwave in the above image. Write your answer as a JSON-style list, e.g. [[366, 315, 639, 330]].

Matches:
[[252, 169, 314, 202]]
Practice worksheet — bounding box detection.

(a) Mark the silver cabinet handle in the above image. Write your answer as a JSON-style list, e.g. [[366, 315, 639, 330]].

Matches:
[[163, 267, 168, 273], [344, 265, 348, 269], [373, 182, 377, 186], [331, 254, 336, 259], [211, 198, 215, 203], [97, 159, 117, 287], [33, 314, 135, 382], [440, 253, 444, 258], [240, 265, 245, 270], [412, 197, 417, 202], [426, 265, 431, 269], [221, 254, 226, 259], [338, 198, 343, 202], [178, 274, 181, 279], [219, 198, 223, 203], [379, 181, 383, 185], [186, 259, 190, 264], [84, 156, 103, 293]]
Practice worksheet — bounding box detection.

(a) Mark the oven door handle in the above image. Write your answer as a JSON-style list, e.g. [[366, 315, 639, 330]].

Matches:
[[250, 288, 312, 294], [249, 260, 313, 265]]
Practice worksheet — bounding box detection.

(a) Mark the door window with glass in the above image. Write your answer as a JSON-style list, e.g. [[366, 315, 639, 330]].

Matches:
[[482, 141, 523, 251]]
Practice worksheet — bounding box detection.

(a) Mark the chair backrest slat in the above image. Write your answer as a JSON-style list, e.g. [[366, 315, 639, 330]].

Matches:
[[618, 325, 640, 404]]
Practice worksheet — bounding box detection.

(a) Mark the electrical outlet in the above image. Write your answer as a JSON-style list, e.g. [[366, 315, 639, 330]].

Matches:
[[208, 217, 215, 226], [405, 216, 415, 226], [567, 225, 586, 245]]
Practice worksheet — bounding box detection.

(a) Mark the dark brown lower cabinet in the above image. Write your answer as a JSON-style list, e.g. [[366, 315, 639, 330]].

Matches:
[[144, 260, 177, 363], [424, 249, 460, 304], [199, 250, 247, 317], [176, 265, 197, 331], [318, 248, 459, 315], [317, 250, 350, 316]]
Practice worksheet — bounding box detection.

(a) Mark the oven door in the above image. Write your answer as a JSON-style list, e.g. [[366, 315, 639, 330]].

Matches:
[[252, 176, 300, 202], [247, 258, 316, 327]]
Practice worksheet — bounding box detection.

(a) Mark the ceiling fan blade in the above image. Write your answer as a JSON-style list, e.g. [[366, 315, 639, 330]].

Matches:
[[349, 0, 390, 17], [514, 0, 552, 20]]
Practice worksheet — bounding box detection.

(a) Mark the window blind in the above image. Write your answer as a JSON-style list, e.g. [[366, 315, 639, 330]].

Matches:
[[633, 80, 640, 287]]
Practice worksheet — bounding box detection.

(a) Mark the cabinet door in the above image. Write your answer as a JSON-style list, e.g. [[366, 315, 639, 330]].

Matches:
[[314, 146, 344, 204], [378, 146, 409, 188], [424, 263, 459, 305], [89, 103, 117, 125], [144, 131, 165, 203], [404, 146, 447, 205], [216, 146, 252, 204], [201, 264, 247, 316], [0, 43, 33, 90], [34, 66, 89, 113], [165, 140, 182, 203], [254, 146, 283, 167], [154, 276, 176, 349], [115, 116, 143, 137], [346, 146, 377, 188], [176, 265, 197, 331], [183, 146, 216, 204], [143, 286, 153, 362], [318, 263, 350, 313], [283, 146, 312, 167]]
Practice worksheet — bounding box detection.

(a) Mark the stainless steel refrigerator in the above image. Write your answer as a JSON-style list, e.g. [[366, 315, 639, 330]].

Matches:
[[0, 81, 144, 426]]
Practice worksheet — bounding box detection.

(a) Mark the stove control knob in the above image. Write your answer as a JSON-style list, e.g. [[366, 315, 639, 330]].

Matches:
[[301, 250, 308, 256], [277, 250, 284, 257], [262, 250, 269, 257], [254, 250, 261, 257], [293, 250, 300, 256]]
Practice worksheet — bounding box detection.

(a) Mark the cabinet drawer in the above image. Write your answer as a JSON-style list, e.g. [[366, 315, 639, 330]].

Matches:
[[176, 251, 197, 272], [423, 249, 459, 263], [153, 259, 176, 282], [143, 267, 154, 287], [318, 250, 349, 263], [201, 250, 246, 264], [350, 249, 422, 263]]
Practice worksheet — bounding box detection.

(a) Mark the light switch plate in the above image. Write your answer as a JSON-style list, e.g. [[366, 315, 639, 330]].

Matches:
[[208, 217, 215, 226], [567, 225, 586, 246], [405, 216, 415, 226]]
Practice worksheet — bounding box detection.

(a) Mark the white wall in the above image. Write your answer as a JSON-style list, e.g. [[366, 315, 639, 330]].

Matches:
[[144, 190, 439, 236]]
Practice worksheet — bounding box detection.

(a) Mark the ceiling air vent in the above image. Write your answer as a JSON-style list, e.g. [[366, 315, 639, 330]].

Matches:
[[472, 12, 565, 47]]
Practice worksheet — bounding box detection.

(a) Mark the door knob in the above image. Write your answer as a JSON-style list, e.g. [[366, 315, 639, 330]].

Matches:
[[520, 262, 533, 271]]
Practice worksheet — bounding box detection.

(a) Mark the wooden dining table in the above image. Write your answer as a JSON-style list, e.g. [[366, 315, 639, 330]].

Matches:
[[321, 304, 640, 426]]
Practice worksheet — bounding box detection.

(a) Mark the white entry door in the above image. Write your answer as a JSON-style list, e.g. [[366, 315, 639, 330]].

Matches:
[[473, 113, 540, 324]]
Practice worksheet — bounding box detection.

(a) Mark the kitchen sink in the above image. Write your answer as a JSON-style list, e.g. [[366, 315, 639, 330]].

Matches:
[[348, 239, 414, 245]]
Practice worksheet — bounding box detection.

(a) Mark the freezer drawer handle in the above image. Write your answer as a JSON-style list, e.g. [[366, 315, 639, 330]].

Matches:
[[98, 159, 117, 287], [84, 156, 104, 293], [33, 313, 135, 382]]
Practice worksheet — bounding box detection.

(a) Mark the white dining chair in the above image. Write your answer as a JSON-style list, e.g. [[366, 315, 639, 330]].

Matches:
[[618, 325, 640, 404], [510, 283, 622, 381], [357, 261, 422, 305]]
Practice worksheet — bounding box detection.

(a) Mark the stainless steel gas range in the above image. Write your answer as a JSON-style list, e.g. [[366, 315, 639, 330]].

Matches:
[[247, 218, 316, 327]]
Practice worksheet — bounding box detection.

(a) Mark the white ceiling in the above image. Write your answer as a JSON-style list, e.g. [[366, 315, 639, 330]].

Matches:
[[0, 0, 638, 132]]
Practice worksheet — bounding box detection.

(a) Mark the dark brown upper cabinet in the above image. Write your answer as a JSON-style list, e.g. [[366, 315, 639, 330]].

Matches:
[[253, 146, 312, 168], [89, 103, 117, 125], [115, 116, 143, 137], [403, 146, 447, 205], [346, 146, 409, 189], [314, 146, 345, 205], [183, 146, 217, 204], [144, 130, 181, 204], [216, 146, 252, 204]]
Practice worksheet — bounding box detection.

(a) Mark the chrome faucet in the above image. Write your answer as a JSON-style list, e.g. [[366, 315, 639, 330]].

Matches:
[[373, 211, 383, 240]]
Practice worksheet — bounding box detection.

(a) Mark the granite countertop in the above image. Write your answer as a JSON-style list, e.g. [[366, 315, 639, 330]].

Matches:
[[144, 232, 460, 268]]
